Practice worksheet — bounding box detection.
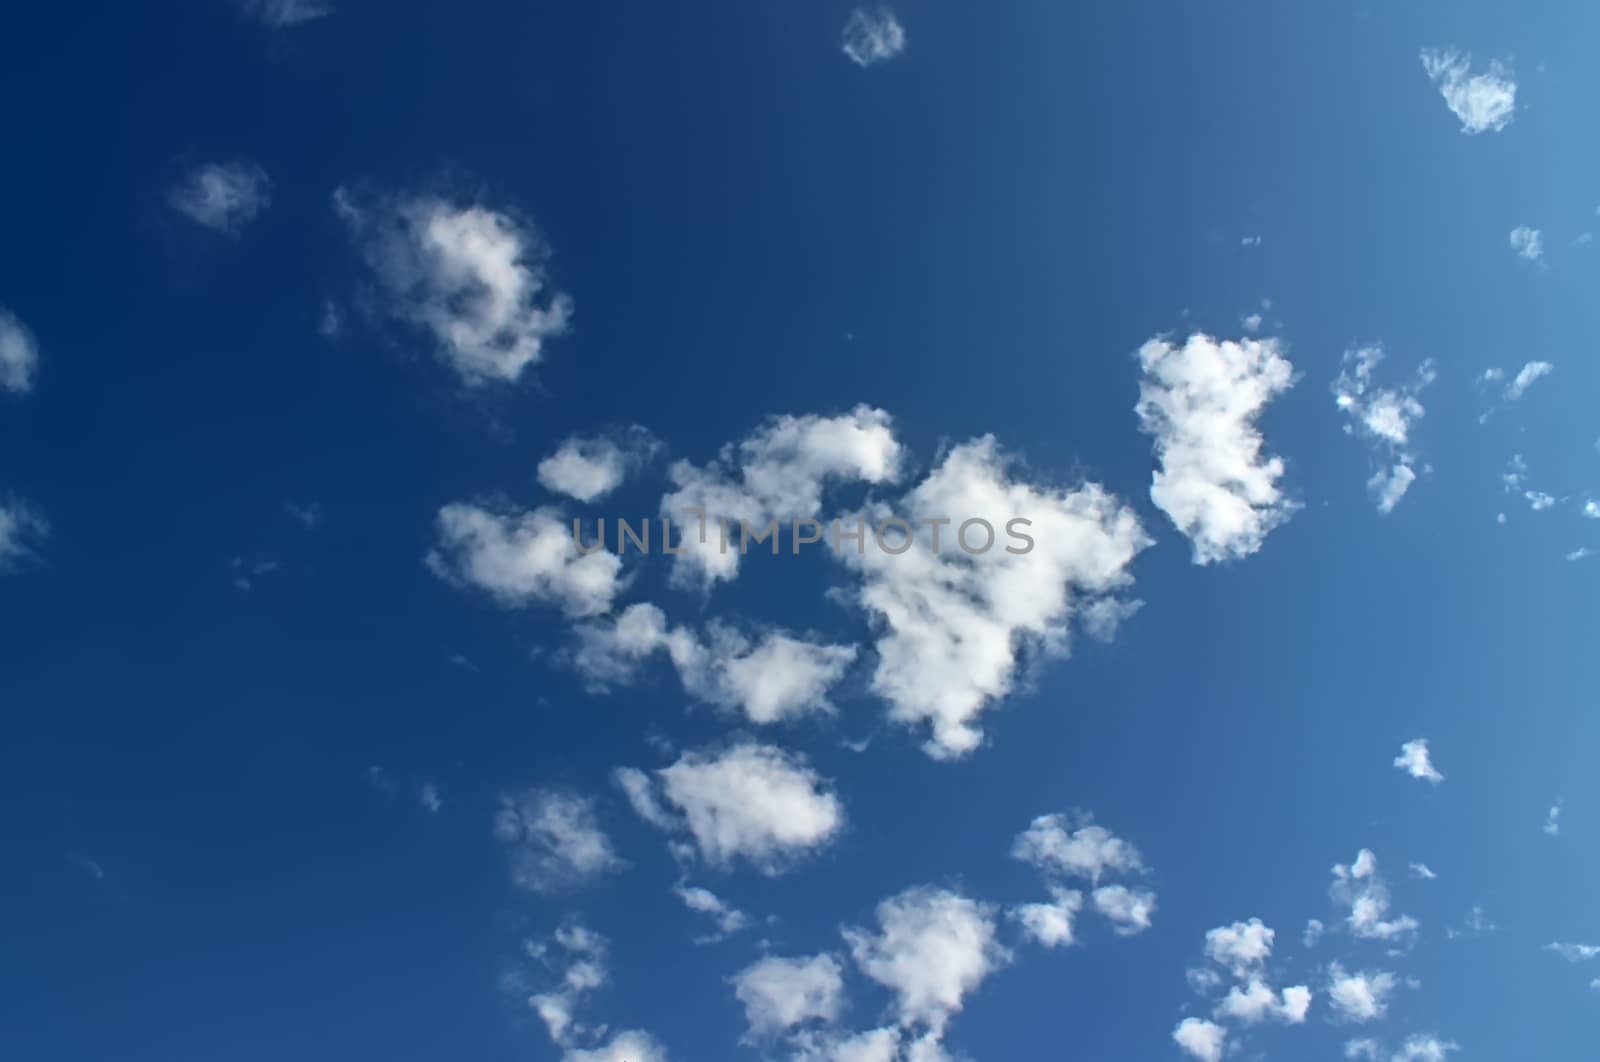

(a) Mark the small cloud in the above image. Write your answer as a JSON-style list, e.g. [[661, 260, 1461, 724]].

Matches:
[[420, 782, 442, 814], [1393, 739, 1443, 784], [1509, 227, 1544, 262], [1241, 312, 1263, 333], [0, 499, 48, 571], [240, 0, 332, 27], [1545, 941, 1600, 962], [1408, 862, 1437, 880], [1504, 360, 1553, 399], [1567, 547, 1593, 562], [284, 501, 322, 528], [0, 308, 40, 394], [1421, 48, 1517, 134], [841, 7, 906, 67], [1240, 235, 1263, 247], [169, 162, 272, 236], [1543, 798, 1563, 837]]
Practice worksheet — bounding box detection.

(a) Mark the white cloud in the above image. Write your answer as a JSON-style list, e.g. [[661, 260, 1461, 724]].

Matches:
[[0, 499, 47, 571], [1584, 501, 1600, 520], [845, 887, 1008, 1034], [494, 790, 624, 893], [539, 429, 657, 503], [526, 921, 610, 1046], [1135, 333, 1297, 563], [429, 503, 626, 618], [240, 0, 331, 27], [1331, 849, 1419, 943], [1346, 1038, 1383, 1060], [731, 954, 845, 1039], [169, 162, 271, 236], [1566, 547, 1592, 562], [1303, 919, 1326, 948], [839, 437, 1149, 757], [674, 884, 748, 938], [573, 603, 857, 725], [335, 188, 572, 386], [1504, 360, 1553, 399], [1544, 942, 1600, 962], [661, 405, 903, 589], [0, 309, 39, 394], [419, 782, 442, 814], [1011, 887, 1083, 947], [791, 1027, 903, 1062], [1327, 964, 1398, 1023], [1012, 813, 1145, 883], [1173, 1017, 1227, 1062], [1090, 884, 1156, 935], [1408, 862, 1437, 880], [619, 743, 842, 872], [1421, 48, 1517, 134], [841, 7, 906, 67], [561, 1029, 669, 1062], [1393, 739, 1443, 784], [1214, 979, 1311, 1025], [1509, 227, 1544, 262], [1333, 346, 1435, 512], [1392, 1036, 1460, 1062], [1204, 918, 1275, 978], [1544, 799, 1564, 836]]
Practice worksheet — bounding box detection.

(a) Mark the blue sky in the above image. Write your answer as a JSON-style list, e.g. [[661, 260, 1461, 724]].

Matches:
[[3, 2, 1598, 1060]]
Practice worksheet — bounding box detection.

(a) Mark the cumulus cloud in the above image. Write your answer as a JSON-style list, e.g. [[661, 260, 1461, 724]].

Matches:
[[1421, 48, 1517, 134], [240, 0, 331, 27], [1333, 346, 1435, 513], [1544, 799, 1564, 837], [1090, 884, 1156, 935], [841, 8, 906, 67], [1327, 964, 1398, 1023], [1011, 887, 1083, 947], [1544, 942, 1600, 962], [839, 437, 1148, 758], [1408, 862, 1437, 880], [1393, 739, 1443, 784], [674, 883, 748, 939], [1012, 812, 1145, 883], [0, 499, 47, 571], [1134, 333, 1297, 563], [1392, 1037, 1460, 1062], [169, 162, 271, 236], [731, 954, 845, 1040], [660, 405, 903, 589], [845, 887, 1008, 1035], [1214, 979, 1312, 1025], [428, 503, 626, 618], [525, 922, 610, 1045], [1173, 1017, 1227, 1062], [1504, 360, 1553, 399], [1509, 227, 1544, 262], [1331, 849, 1419, 943], [539, 429, 658, 503], [1204, 918, 1275, 978], [561, 1029, 669, 1062], [617, 743, 842, 872], [335, 187, 572, 386], [573, 603, 857, 725], [0, 309, 39, 394], [494, 790, 624, 893]]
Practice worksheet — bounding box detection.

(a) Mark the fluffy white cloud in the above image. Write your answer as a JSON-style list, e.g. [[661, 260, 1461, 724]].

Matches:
[[1012, 813, 1145, 883], [1392, 1036, 1460, 1062], [336, 188, 572, 386], [1091, 884, 1156, 935], [574, 603, 856, 725], [169, 162, 271, 236], [1408, 862, 1437, 880], [1544, 799, 1563, 836], [1331, 849, 1419, 943], [0, 309, 39, 394], [526, 922, 610, 1045], [661, 405, 903, 589], [539, 429, 657, 503], [1327, 964, 1398, 1023], [731, 954, 846, 1039], [619, 743, 842, 872], [1544, 942, 1600, 962], [429, 504, 625, 618], [494, 792, 623, 893], [1346, 1039, 1383, 1060], [1509, 227, 1544, 262], [841, 7, 906, 67], [1421, 48, 1517, 134], [845, 887, 1008, 1033], [1172, 1017, 1227, 1062], [1011, 887, 1083, 947], [1134, 333, 1297, 563], [240, 0, 331, 27], [840, 437, 1149, 758], [1333, 346, 1435, 513], [1204, 918, 1275, 978], [0, 499, 47, 570], [791, 1027, 902, 1062], [1214, 979, 1311, 1025], [1393, 739, 1443, 784], [1505, 360, 1553, 399], [672, 884, 746, 939], [561, 1029, 669, 1062]]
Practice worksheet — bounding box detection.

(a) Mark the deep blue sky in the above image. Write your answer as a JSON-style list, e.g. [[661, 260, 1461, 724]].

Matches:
[[3, 2, 1598, 1061]]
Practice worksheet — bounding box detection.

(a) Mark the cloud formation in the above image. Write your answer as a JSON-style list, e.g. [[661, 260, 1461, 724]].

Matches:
[[169, 162, 271, 236], [1393, 739, 1443, 784], [842, 8, 906, 67], [240, 0, 331, 27], [1421, 48, 1517, 134], [1333, 346, 1435, 513], [429, 504, 626, 618], [1135, 333, 1297, 563], [539, 429, 658, 503], [0, 309, 39, 394], [494, 790, 624, 893]]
